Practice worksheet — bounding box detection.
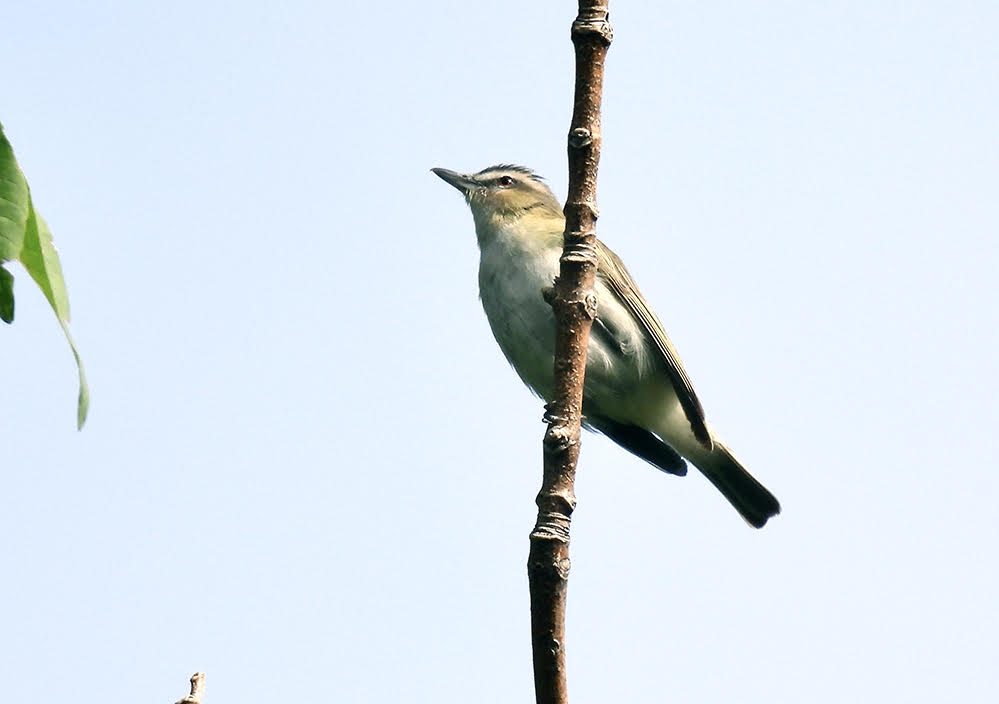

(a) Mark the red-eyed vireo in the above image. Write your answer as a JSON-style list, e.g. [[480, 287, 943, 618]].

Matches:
[[433, 164, 780, 528]]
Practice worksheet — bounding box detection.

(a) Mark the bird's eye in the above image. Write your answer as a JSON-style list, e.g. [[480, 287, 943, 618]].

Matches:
[[498, 175, 515, 187]]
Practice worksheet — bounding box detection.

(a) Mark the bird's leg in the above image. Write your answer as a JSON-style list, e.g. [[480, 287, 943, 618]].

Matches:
[[542, 401, 565, 425]]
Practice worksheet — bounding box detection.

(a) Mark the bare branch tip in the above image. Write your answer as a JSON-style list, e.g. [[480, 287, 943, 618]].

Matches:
[[174, 672, 205, 704]]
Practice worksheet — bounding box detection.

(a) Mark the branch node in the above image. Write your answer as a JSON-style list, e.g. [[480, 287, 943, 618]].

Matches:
[[560, 237, 599, 266], [571, 13, 614, 44], [543, 423, 578, 455], [568, 127, 592, 148], [532, 506, 575, 540]]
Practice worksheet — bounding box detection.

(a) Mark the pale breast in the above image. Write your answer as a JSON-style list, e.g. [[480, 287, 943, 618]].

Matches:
[[478, 235, 561, 398], [476, 231, 656, 406]]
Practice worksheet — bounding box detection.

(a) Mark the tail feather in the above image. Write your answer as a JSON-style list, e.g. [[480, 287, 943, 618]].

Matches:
[[695, 441, 780, 528], [588, 415, 688, 476], [588, 413, 780, 528]]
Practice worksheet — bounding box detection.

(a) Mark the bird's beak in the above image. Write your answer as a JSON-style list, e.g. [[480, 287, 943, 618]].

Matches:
[[431, 167, 480, 195]]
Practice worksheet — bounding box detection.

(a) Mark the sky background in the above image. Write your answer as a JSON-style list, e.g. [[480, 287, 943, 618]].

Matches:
[[3, 2, 997, 702]]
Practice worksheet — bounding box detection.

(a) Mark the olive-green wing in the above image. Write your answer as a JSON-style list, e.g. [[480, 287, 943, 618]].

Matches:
[[596, 240, 712, 448]]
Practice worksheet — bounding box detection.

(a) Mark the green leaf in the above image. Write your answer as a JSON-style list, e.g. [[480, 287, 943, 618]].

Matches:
[[0, 264, 13, 323], [20, 199, 89, 427], [1, 120, 89, 428], [59, 316, 90, 430], [22, 199, 71, 320], [0, 122, 30, 262]]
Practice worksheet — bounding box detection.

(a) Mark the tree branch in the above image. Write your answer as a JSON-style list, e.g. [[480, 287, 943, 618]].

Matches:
[[174, 672, 205, 704], [528, 3, 612, 704]]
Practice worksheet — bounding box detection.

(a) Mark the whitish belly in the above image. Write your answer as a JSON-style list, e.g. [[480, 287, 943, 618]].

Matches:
[[477, 242, 654, 411]]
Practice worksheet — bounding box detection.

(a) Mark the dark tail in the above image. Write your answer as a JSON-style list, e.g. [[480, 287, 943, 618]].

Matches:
[[587, 415, 780, 528], [695, 441, 780, 528], [588, 416, 688, 477]]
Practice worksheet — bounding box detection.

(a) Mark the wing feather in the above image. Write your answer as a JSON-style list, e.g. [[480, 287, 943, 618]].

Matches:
[[596, 240, 713, 449]]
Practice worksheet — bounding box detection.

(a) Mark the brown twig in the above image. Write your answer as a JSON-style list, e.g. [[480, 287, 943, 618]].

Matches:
[[174, 672, 205, 704], [527, 3, 612, 704]]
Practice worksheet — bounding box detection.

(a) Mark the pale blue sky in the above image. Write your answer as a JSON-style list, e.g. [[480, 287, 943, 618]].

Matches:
[[3, 2, 997, 702]]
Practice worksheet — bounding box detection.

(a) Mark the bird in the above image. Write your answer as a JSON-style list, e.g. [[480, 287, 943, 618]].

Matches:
[[432, 164, 780, 528]]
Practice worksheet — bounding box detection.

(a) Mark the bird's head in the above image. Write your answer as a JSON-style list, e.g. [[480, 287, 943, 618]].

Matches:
[[432, 164, 563, 234]]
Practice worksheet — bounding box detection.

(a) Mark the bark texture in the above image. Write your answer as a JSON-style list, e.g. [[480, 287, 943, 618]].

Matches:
[[528, 4, 612, 704]]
